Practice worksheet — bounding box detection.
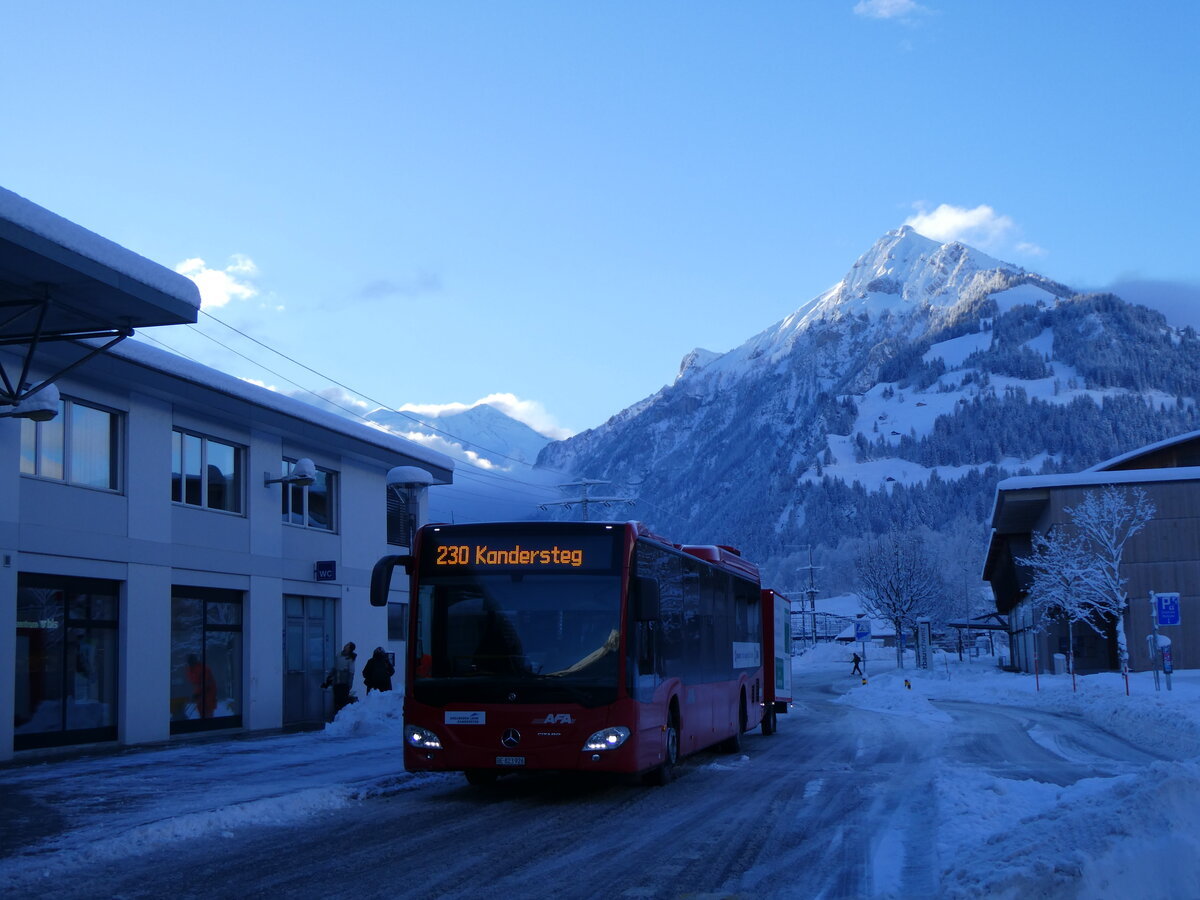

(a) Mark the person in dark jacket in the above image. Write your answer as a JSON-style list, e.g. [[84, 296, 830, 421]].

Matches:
[[851, 652, 863, 676], [324, 642, 358, 713], [362, 646, 395, 694]]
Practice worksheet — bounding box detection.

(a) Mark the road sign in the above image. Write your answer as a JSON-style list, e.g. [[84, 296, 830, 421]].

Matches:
[[1155, 592, 1181, 627], [854, 618, 872, 642]]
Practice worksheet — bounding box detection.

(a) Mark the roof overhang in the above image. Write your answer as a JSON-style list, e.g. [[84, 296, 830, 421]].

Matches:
[[0, 187, 200, 408]]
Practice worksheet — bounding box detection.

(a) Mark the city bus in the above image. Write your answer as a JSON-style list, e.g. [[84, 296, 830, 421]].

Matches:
[[370, 520, 784, 785]]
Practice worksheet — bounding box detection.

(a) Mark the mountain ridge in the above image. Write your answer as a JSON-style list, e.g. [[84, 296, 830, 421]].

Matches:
[[535, 228, 1200, 591]]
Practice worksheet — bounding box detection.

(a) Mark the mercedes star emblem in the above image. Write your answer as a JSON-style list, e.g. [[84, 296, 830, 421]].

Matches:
[[501, 728, 521, 748]]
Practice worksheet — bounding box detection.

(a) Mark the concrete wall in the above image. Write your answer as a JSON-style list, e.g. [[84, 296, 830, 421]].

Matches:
[[2, 353, 435, 761]]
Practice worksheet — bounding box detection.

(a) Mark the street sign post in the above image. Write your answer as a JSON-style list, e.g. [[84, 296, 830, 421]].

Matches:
[[1155, 592, 1181, 627], [854, 616, 871, 682]]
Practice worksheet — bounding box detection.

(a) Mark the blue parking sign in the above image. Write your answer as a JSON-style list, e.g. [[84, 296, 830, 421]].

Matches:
[[1155, 592, 1181, 627]]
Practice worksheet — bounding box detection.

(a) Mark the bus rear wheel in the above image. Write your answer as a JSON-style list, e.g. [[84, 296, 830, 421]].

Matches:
[[762, 704, 777, 736]]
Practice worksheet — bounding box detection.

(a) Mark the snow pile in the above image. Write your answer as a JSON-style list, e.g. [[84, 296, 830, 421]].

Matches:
[[323, 688, 407, 738]]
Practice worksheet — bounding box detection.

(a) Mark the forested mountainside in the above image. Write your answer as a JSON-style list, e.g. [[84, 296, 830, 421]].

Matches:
[[535, 228, 1200, 592]]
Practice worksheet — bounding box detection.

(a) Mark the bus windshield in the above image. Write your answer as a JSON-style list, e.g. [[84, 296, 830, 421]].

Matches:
[[412, 573, 622, 707]]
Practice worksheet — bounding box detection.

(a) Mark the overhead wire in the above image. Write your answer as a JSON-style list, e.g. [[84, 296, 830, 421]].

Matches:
[[139, 310, 583, 497], [194, 308, 579, 478]]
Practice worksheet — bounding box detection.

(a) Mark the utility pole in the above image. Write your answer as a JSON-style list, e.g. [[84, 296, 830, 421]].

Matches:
[[800, 546, 820, 650], [538, 479, 634, 521]]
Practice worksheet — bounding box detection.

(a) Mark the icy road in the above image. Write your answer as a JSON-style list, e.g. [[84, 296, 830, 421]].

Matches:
[[3, 647, 1200, 899]]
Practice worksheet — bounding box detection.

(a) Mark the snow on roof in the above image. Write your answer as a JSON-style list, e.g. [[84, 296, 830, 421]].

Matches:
[[110, 340, 454, 476], [1085, 429, 1200, 472], [997, 465, 1200, 493], [0, 186, 201, 309]]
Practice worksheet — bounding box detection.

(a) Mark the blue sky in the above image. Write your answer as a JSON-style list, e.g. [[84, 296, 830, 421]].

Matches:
[[3, 1, 1198, 436]]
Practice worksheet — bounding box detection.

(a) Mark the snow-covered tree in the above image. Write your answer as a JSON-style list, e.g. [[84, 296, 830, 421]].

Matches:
[[854, 531, 943, 668], [1066, 486, 1156, 670], [1018, 486, 1155, 672], [1015, 528, 1096, 673]]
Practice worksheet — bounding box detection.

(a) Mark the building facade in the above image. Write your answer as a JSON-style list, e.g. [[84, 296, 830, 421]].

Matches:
[[2, 340, 452, 760], [984, 431, 1200, 675]]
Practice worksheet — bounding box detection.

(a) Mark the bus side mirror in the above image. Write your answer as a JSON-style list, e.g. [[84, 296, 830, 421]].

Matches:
[[370, 555, 413, 607], [634, 576, 661, 621]]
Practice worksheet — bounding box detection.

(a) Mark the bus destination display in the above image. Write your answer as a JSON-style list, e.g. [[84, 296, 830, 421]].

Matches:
[[423, 531, 618, 573]]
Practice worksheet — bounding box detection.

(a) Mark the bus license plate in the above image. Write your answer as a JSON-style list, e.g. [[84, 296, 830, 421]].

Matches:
[[496, 756, 525, 766]]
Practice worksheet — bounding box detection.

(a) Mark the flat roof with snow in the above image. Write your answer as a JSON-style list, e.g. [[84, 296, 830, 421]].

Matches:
[[0, 186, 200, 343]]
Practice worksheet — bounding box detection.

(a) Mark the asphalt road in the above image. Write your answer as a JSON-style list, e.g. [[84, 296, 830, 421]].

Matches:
[[11, 672, 1169, 900]]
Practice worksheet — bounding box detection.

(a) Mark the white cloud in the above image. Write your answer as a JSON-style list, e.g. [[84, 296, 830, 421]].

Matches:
[[853, 0, 929, 20], [175, 255, 259, 309], [399, 393, 573, 440], [904, 203, 1047, 261], [904, 203, 1014, 248]]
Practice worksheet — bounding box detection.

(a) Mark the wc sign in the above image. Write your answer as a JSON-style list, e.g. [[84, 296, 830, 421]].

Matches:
[[1155, 592, 1181, 627]]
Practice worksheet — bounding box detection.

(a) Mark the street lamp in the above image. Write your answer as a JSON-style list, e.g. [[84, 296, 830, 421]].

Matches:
[[264, 457, 317, 487], [0, 383, 60, 421]]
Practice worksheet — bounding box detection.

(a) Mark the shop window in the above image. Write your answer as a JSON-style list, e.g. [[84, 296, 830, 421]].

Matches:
[[171, 429, 244, 513], [170, 587, 243, 733], [281, 457, 336, 531], [14, 575, 119, 750], [20, 397, 120, 490]]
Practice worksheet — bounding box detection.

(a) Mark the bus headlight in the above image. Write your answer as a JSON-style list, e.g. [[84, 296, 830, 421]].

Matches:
[[405, 726, 443, 750], [583, 726, 630, 751]]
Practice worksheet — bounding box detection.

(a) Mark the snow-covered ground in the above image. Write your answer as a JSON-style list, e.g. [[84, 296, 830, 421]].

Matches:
[[3, 649, 1200, 897]]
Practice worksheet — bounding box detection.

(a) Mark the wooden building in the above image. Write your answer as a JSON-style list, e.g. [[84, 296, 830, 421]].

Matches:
[[984, 431, 1200, 674]]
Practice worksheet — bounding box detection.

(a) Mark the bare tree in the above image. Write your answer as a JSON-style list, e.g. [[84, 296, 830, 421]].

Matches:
[[854, 531, 943, 668]]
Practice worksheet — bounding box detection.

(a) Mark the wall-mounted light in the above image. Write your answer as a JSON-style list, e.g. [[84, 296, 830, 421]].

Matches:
[[264, 457, 317, 488]]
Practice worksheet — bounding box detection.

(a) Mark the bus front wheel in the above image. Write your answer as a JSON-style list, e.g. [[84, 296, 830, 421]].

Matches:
[[646, 711, 680, 786]]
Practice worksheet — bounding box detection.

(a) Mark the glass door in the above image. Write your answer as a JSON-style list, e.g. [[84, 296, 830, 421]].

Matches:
[[283, 595, 335, 725]]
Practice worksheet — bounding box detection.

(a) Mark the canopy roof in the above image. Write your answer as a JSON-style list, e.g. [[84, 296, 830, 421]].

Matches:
[[0, 186, 200, 406]]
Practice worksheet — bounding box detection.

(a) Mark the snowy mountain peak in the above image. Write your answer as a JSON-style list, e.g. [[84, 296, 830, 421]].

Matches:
[[835, 227, 1019, 315], [676, 347, 720, 382]]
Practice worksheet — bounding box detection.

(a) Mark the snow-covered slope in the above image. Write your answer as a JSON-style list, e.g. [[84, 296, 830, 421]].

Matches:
[[368, 402, 552, 469], [537, 228, 1200, 588]]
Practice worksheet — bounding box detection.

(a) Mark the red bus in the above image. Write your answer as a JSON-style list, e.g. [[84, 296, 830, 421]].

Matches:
[[370, 520, 786, 785]]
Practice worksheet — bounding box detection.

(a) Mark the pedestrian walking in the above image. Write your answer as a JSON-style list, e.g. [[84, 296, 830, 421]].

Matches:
[[851, 651, 862, 676]]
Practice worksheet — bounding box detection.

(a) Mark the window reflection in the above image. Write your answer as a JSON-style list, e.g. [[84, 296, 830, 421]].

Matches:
[[15, 576, 119, 750], [281, 458, 336, 531], [172, 429, 243, 513], [19, 398, 114, 488], [170, 587, 243, 732]]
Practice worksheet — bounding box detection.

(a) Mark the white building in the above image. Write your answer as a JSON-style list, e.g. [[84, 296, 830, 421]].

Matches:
[[1, 188, 452, 760]]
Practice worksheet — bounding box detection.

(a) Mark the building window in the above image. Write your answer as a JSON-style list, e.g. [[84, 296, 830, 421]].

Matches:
[[170, 587, 243, 733], [388, 602, 409, 642], [20, 397, 120, 490], [281, 458, 336, 531], [14, 575, 119, 750], [172, 429, 243, 513]]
